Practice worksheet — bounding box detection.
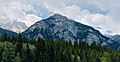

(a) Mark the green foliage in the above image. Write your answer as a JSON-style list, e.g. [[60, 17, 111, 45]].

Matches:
[[0, 34, 120, 62], [1, 42, 15, 62], [14, 53, 21, 62], [101, 52, 111, 62]]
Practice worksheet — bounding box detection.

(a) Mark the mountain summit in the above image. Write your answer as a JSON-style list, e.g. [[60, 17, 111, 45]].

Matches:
[[49, 14, 68, 20], [0, 21, 28, 33], [22, 14, 120, 50]]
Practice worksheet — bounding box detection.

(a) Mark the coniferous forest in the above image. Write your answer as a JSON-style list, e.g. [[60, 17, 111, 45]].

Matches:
[[0, 33, 120, 62]]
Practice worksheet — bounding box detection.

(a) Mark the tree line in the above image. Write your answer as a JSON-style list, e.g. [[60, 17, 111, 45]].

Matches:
[[0, 33, 120, 62]]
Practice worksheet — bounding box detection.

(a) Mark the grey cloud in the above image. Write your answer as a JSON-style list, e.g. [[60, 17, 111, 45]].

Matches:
[[0, 0, 120, 34]]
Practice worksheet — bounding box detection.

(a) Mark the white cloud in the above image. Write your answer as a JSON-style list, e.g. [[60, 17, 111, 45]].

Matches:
[[0, 0, 120, 35], [0, 0, 42, 26], [44, 1, 120, 34], [23, 14, 42, 26]]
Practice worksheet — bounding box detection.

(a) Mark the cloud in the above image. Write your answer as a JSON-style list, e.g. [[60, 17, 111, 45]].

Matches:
[[23, 14, 42, 26], [0, 0, 42, 26], [107, 7, 120, 21], [44, 1, 120, 34], [0, 0, 120, 34]]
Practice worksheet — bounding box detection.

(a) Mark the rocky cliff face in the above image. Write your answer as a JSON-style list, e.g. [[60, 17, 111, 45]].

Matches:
[[22, 14, 120, 50], [109, 35, 120, 44], [0, 21, 28, 33]]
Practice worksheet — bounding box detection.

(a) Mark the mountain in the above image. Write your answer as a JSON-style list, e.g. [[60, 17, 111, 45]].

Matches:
[[0, 27, 17, 36], [109, 35, 120, 44], [0, 21, 28, 33], [22, 14, 120, 50]]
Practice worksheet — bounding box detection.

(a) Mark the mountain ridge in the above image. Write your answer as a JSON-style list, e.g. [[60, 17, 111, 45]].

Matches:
[[22, 14, 120, 50], [0, 27, 17, 36], [0, 21, 28, 33]]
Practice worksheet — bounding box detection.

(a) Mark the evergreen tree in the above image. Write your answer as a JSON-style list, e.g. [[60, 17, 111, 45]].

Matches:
[[101, 52, 111, 62], [1, 42, 15, 62], [0, 34, 119, 62], [26, 41, 31, 62], [74, 55, 78, 62], [14, 53, 21, 62]]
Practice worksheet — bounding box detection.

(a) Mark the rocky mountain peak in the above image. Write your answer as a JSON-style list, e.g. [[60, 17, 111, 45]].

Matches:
[[22, 14, 120, 50], [0, 21, 28, 33], [50, 13, 67, 19], [48, 13, 68, 22]]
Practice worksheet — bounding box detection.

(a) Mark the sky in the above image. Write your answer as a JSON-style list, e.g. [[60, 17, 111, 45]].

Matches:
[[0, 0, 120, 35]]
